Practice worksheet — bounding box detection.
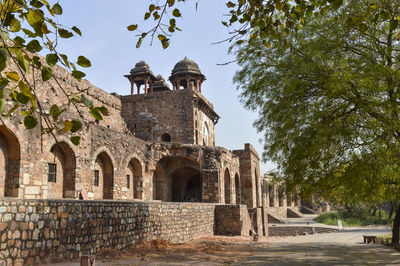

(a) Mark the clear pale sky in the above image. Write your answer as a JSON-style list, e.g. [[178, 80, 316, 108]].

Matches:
[[57, 0, 275, 174]]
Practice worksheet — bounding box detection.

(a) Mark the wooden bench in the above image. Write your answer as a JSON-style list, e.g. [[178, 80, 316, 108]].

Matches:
[[363, 235, 377, 244]]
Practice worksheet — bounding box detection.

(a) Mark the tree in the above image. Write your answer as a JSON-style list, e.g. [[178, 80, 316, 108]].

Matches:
[[234, 0, 400, 244], [0, 0, 108, 145], [135, 1, 400, 51]]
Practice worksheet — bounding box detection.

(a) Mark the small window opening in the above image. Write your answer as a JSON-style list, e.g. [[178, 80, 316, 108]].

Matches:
[[161, 133, 171, 142], [48, 163, 57, 183], [94, 170, 99, 186], [126, 175, 130, 189]]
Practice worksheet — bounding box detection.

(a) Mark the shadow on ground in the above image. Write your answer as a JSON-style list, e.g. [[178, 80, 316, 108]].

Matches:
[[235, 242, 400, 265]]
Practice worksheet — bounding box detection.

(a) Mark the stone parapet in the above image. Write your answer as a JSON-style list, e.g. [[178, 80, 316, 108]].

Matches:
[[0, 198, 215, 265]]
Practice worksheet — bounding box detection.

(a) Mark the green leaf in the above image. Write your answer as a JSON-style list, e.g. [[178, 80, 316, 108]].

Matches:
[[26, 40, 42, 52], [58, 28, 73, 38], [72, 26, 81, 36], [13, 36, 25, 45], [90, 107, 103, 121], [16, 93, 29, 104], [172, 8, 181, 17], [144, 12, 150, 20], [5, 72, 20, 82], [45, 53, 58, 66], [41, 67, 52, 81], [0, 29, 9, 41], [0, 78, 9, 88], [77, 56, 91, 68], [30, 0, 44, 8], [10, 18, 21, 32], [158, 34, 166, 41], [59, 54, 69, 68], [49, 104, 59, 116], [81, 94, 93, 108], [18, 81, 31, 96], [97, 106, 109, 116], [72, 70, 85, 81], [70, 136, 80, 145], [127, 24, 138, 31], [24, 116, 38, 129], [71, 120, 82, 133], [63, 120, 73, 132], [51, 3, 63, 15], [0, 98, 6, 115], [26, 9, 44, 26], [22, 28, 36, 38]]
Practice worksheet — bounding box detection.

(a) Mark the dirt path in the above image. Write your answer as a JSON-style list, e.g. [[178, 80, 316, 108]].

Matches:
[[46, 218, 398, 265]]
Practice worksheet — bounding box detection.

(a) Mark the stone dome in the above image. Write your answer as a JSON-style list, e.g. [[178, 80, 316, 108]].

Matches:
[[171, 57, 202, 76], [130, 60, 152, 74]]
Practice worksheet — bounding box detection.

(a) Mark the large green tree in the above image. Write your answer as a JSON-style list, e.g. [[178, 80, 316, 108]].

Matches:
[[234, 0, 400, 243]]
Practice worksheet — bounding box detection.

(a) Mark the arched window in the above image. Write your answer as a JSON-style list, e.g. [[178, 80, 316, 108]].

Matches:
[[202, 122, 209, 146], [161, 133, 171, 142]]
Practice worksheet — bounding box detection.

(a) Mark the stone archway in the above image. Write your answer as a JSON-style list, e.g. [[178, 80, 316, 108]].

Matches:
[[171, 167, 201, 202], [234, 173, 240, 204], [224, 168, 231, 204], [154, 156, 202, 202], [47, 142, 76, 199], [126, 158, 142, 199], [0, 126, 20, 197], [94, 152, 114, 199]]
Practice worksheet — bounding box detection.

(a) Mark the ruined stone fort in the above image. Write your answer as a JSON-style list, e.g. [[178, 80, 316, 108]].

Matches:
[[0, 57, 302, 264]]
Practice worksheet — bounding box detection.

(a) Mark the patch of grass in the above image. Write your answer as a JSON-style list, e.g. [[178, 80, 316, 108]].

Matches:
[[377, 234, 392, 245], [314, 211, 393, 227]]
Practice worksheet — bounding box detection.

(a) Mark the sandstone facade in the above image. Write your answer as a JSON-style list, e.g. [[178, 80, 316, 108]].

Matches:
[[0, 57, 300, 264]]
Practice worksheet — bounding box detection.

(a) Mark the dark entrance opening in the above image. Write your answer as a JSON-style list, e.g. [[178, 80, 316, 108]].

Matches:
[[161, 133, 171, 142], [171, 167, 201, 202]]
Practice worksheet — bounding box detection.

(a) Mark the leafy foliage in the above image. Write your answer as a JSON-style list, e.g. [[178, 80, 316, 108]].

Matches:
[[234, 0, 400, 204], [134, 1, 400, 50], [0, 0, 108, 145]]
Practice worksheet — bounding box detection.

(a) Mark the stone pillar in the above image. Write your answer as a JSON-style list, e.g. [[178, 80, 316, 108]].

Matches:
[[130, 82, 134, 95], [283, 185, 287, 208], [144, 79, 149, 94], [186, 79, 190, 89], [273, 185, 278, 208], [196, 80, 200, 91]]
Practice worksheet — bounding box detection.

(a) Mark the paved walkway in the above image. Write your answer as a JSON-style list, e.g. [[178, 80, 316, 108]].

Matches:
[[235, 227, 396, 265]]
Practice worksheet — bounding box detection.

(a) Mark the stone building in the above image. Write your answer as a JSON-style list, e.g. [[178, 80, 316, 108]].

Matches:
[[0, 57, 296, 264]]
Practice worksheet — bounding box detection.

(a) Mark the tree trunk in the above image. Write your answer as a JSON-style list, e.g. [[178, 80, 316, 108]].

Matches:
[[389, 202, 394, 220], [379, 207, 382, 219], [372, 206, 377, 217], [391, 204, 400, 246]]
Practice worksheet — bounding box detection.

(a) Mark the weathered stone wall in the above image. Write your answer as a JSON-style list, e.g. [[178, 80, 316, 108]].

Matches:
[[233, 144, 261, 208], [120, 89, 196, 143], [214, 205, 252, 236], [0, 199, 216, 265], [5, 59, 127, 134]]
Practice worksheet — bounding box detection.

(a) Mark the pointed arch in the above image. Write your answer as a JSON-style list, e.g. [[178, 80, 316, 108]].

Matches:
[[126, 157, 143, 199], [224, 168, 231, 204], [0, 126, 20, 197], [47, 142, 76, 199], [92, 148, 114, 199]]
